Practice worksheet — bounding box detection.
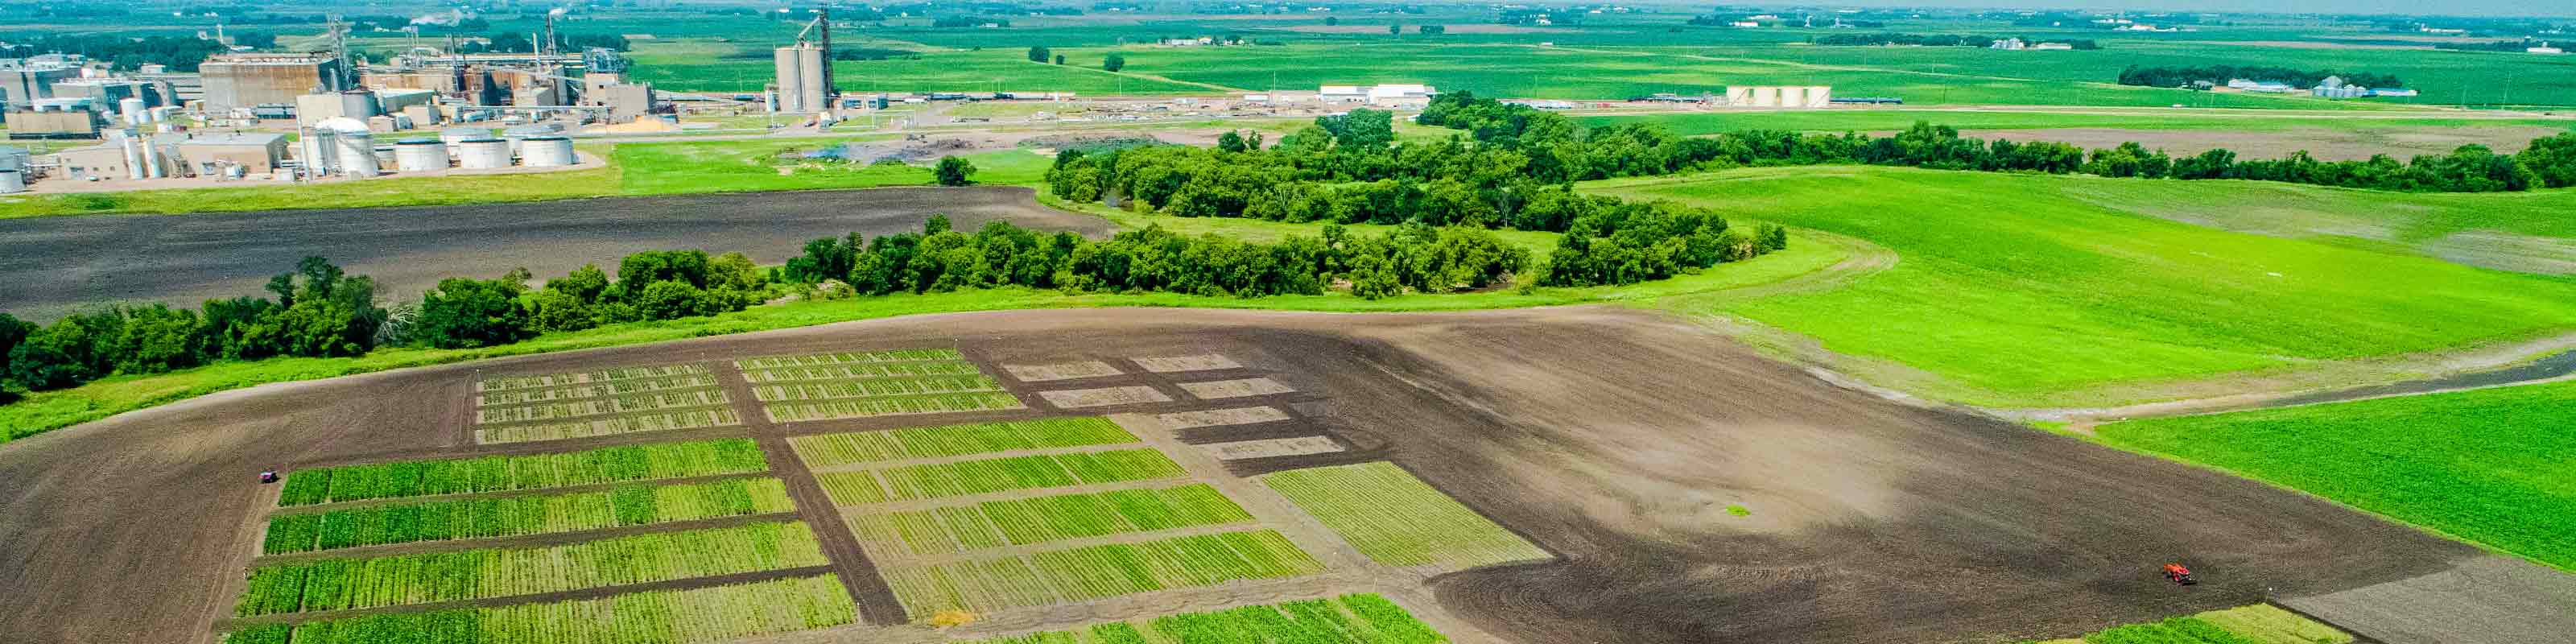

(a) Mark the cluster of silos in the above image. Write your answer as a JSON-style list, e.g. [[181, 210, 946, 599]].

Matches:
[[0, 146, 29, 193], [300, 118, 381, 178], [772, 43, 828, 114], [1723, 85, 1835, 108]]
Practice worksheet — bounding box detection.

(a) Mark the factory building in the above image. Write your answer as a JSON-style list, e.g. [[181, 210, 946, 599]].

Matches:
[[1, 61, 82, 109], [201, 54, 350, 113], [294, 90, 379, 125], [3, 108, 101, 139], [158, 132, 291, 176], [1315, 84, 1438, 107], [772, 43, 828, 114]]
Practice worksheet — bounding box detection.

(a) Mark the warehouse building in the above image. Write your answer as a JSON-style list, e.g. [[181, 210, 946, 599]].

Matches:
[[201, 54, 349, 113]]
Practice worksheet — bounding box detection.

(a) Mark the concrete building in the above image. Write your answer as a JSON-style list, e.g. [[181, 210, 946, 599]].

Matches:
[[1, 63, 81, 109], [1364, 84, 1436, 108], [772, 43, 828, 114], [1319, 85, 1368, 103], [201, 54, 348, 113], [295, 90, 379, 125], [3, 109, 100, 139], [157, 132, 289, 175], [54, 134, 188, 180], [580, 73, 658, 122]]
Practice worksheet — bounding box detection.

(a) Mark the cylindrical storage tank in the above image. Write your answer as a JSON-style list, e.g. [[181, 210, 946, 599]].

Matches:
[[520, 135, 575, 167], [456, 138, 511, 169], [301, 130, 336, 177], [334, 131, 379, 177], [374, 146, 398, 168], [440, 126, 490, 150], [119, 97, 148, 125], [118, 135, 147, 180], [0, 169, 24, 194], [341, 90, 379, 119], [1806, 85, 1832, 107], [798, 46, 827, 114], [1777, 86, 1805, 109], [394, 138, 448, 172], [773, 48, 802, 113]]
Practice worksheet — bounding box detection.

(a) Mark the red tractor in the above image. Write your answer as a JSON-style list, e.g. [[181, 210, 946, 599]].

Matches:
[[2162, 563, 2198, 585]]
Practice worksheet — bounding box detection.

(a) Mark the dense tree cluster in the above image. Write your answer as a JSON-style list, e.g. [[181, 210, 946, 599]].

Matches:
[[0, 35, 234, 72], [2117, 64, 2402, 89], [1418, 91, 2576, 193], [2, 258, 386, 394]]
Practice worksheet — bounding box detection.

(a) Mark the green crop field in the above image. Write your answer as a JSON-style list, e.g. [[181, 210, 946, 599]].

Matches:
[[2095, 380, 2576, 571], [961, 592, 1450, 644], [738, 359, 985, 384], [477, 365, 709, 391], [1591, 167, 2576, 407], [733, 349, 1029, 421], [260, 478, 795, 555], [276, 439, 772, 506], [473, 389, 733, 424], [2027, 604, 2351, 644], [623, 39, 1220, 95], [473, 407, 745, 444], [1262, 462, 1550, 572], [749, 374, 1009, 402], [234, 522, 828, 616], [788, 417, 1141, 467], [811, 448, 1187, 505], [222, 574, 857, 644], [881, 530, 1323, 616], [846, 483, 1254, 558]]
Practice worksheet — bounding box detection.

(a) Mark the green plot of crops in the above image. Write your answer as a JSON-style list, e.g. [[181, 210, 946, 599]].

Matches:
[[1591, 167, 2576, 406], [846, 483, 1255, 557], [790, 417, 1139, 467], [261, 477, 796, 555], [2096, 380, 2576, 571], [881, 530, 1323, 615], [2023, 604, 2351, 644], [275, 438, 771, 506], [223, 574, 857, 644], [959, 592, 1450, 644], [814, 448, 1187, 505], [234, 521, 828, 616], [1262, 462, 1549, 572]]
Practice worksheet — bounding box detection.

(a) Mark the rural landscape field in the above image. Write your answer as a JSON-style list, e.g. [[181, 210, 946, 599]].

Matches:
[[2, 1, 2574, 643]]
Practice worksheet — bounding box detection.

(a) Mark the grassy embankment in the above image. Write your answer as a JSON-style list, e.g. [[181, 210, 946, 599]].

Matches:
[[1574, 109, 2576, 136], [1589, 166, 2576, 407], [2095, 380, 2576, 572], [2025, 604, 2351, 644]]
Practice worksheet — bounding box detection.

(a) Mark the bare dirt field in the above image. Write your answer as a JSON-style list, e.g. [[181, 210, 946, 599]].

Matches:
[[0, 187, 1110, 320], [1941, 126, 2564, 162], [0, 307, 2496, 643]]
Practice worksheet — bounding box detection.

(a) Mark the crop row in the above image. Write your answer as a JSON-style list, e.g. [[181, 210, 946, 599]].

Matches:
[[788, 417, 1138, 468], [883, 530, 1324, 616], [472, 374, 722, 407], [473, 407, 743, 444], [749, 374, 1007, 402], [262, 478, 795, 555], [221, 574, 857, 644], [962, 593, 1448, 644], [733, 349, 965, 369], [235, 522, 828, 616], [765, 392, 1026, 423], [279, 439, 770, 506], [847, 484, 1254, 559], [812, 448, 1187, 506], [475, 390, 732, 425], [738, 360, 985, 384], [1261, 463, 1550, 572], [476, 365, 709, 393]]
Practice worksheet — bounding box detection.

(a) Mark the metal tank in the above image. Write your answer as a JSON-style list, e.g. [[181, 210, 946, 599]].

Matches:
[[455, 138, 512, 169], [0, 169, 23, 194], [1777, 86, 1806, 109], [439, 126, 491, 150], [373, 146, 398, 168], [394, 138, 449, 172], [299, 129, 336, 178], [773, 47, 803, 113], [519, 135, 576, 167], [119, 97, 148, 125], [331, 132, 378, 177]]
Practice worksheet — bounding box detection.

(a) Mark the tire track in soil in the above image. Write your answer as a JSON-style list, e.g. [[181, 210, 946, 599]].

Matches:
[[714, 357, 913, 625]]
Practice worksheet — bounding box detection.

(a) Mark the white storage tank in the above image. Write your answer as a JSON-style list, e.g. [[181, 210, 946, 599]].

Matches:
[[332, 133, 378, 177], [299, 129, 336, 178], [1777, 86, 1806, 109], [373, 146, 398, 168], [0, 169, 23, 194], [520, 135, 576, 167], [394, 138, 449, 172], [119, 97, 148, 125], [456, 138, 512, 169], [439, 126, 491, 150]]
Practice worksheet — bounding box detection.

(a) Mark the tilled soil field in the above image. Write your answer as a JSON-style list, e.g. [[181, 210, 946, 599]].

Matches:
[[0, 187, 1109, 320], [0, 308, 2483, 643]]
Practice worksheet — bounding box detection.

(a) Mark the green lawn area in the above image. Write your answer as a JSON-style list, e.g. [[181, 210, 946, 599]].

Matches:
[[1589, 167, 2576, 406], [2026, 604, 2352, 644], [2095, 380, 2576, 571]]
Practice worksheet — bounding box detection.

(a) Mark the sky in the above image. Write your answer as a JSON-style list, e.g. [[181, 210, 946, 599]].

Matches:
[[1771, 1, 2574, 18]]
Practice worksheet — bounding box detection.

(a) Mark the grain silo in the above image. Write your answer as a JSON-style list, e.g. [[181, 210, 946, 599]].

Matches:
[[316, 117, 379, 177], [520, 135, 576, 167], [299, 129, 336, 178], [772, 43, 827, 113], [439, 126, 491, 150], [1802, 85, 1833, 107], [1777, 86, 1806, 109], [0, 169, 23, 194], [455, 138, 512, 169], [394, 138, 448, 171]]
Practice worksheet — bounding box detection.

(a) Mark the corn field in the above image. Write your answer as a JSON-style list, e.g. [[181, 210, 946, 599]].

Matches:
[[277, 440, 769, 506], [1261, 462, 1550, 572], [262, 478, 795, 555], [223, 575, 857, 644], [236, 522, 828, 616]]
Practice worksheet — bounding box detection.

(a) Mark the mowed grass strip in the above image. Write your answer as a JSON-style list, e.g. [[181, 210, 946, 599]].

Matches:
[[733, 349, 965, 369], [766, 391, 1028, 423], [789, 417, 1139, 467], [221, 574, 857, 644], [845, 483, 1256, 558], [958, 592, 1448, 644], [278, 439, 770, 506], [812, 448, 1187, 506], [473, 407, 744, 444], [233, 521, 828, 616], [2096, 380, 2576, 570], [261, 478, 797, 555], [738, 360, 986, 384], [1263, 462, 1550, 572], [472, 373, 721, 407], [881, 530, 1323, 616], [476, 365, 708, 392]]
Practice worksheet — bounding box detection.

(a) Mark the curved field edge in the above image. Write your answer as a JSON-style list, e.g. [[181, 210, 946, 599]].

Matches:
[[0, 233, 1852, 444], [2087, 379, 2576, 572], [1586, 166, 2576, 409]]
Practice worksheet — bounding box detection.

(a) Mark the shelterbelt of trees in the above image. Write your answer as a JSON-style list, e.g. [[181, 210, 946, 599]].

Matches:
[[1420, 91, 2576, 193]]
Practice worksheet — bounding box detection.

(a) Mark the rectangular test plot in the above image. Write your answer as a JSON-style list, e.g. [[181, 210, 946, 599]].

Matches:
[[472, 364, 740, 444], [737, 349, 1026, 423], [1175, 378, 1296, 400]]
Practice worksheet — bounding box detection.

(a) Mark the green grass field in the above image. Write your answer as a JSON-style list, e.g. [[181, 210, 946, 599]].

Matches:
[[276, 439, 771, 506], [2095, 380, 2576, 571], [1262, 462, 1550, 572], [2027, 604, 2351, 644], [1591, 167, 2576, 407], [224, 574, 857, 644], [261, 477, 796, 555], [236, 521, 828, 616]]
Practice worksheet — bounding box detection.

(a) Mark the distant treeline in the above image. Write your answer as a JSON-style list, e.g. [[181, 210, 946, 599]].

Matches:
[[1419, 90, 2576, 193], [1810, 33, 2099, 49], [2117, 64, 2401, 89], [2434, 39, 2556, 52], [0, 35, 240, 72]]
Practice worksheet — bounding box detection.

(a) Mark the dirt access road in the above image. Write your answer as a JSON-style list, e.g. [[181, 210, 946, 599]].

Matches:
[[0, 186, 1111, 321], [0, 308, 2486, 643]]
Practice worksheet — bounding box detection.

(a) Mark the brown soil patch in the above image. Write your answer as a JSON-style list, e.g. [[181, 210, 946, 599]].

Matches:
[[1174, 377, 1298, 399], [1035, 385, 1174, 408], [1155, 406, 1294, 430], [0, 307, 2486, 643], [1132, 354, 1245, 373], [1001, 361, 1127, 382]]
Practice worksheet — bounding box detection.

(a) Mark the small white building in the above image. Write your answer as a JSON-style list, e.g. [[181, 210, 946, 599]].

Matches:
[[2531, 45, 2566, 55], [1364, 84, 1436, 108], [1318, 85, 1368, 103]]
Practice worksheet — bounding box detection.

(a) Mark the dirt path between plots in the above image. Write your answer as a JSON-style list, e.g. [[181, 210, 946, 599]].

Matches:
[[0, 307, 2503, 644], [713, 359, 911, 625]]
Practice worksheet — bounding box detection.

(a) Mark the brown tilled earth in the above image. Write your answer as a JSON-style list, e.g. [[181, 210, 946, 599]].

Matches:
[[0, 308, 2481, 643]]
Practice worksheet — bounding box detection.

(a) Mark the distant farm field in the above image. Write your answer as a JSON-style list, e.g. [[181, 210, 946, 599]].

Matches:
[[1591, 167, 2576, 405], [2096, 380, 2576, 571]]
